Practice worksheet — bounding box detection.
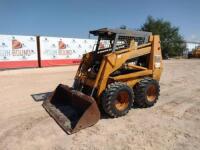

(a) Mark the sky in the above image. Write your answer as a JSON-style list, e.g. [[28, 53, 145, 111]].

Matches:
[[0, 0, 199, 41]]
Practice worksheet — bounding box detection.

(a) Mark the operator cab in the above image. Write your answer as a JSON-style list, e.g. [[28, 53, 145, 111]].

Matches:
[[89, 28, 153, 77], [89, 28, 152, 53]]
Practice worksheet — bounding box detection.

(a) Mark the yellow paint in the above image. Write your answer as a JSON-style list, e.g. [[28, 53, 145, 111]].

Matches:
[[74, 35, 163, 104]]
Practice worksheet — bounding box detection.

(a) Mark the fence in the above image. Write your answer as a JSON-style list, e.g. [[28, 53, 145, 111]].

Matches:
[[0, 35, 97, 69]]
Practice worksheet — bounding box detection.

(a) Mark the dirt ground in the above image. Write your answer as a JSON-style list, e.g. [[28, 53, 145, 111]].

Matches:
[[0, 59, 200, 150]]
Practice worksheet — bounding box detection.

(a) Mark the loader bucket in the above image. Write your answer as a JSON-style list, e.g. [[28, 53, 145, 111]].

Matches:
[[42, 84, 100, 134]]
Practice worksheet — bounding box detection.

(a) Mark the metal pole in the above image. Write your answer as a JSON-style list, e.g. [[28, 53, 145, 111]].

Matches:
[[36, 36, 41, 68]]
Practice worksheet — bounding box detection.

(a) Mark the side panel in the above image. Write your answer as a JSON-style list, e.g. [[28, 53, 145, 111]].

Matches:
[[96, 43, 152, 97]]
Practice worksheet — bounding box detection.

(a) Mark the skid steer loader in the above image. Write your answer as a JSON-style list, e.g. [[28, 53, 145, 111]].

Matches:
[[188, 46, 200, 58], [43, 28, 163, 134]]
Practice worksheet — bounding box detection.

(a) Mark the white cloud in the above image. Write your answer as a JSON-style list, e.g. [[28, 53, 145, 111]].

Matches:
[[186, 34, 200, 42]]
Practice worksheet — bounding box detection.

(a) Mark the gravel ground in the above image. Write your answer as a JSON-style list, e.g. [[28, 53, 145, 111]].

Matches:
[[0, 59, 200, 150]]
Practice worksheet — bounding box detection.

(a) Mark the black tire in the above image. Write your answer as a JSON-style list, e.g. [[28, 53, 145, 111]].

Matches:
[[188, 54, 192, 59], [134, 77, 160, 107], [101, 82, 134, 117]]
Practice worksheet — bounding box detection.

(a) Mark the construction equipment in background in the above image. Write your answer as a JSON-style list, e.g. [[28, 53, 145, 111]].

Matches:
[[43, 28, 163, 134], [188, 46, 200, 58]]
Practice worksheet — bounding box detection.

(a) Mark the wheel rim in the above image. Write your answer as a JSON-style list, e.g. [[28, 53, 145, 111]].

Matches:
[[146, 85, 157, 102], [115, 91, 129, 111]]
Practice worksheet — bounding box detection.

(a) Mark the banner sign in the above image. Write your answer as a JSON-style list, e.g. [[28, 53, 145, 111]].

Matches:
[[0, 34, 111, 69], [40, 36, 96, 66], [0, 35, 38, 68]]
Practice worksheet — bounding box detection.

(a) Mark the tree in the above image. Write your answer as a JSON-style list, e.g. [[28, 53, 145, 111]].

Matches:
[[141, 16, 186, 58]]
